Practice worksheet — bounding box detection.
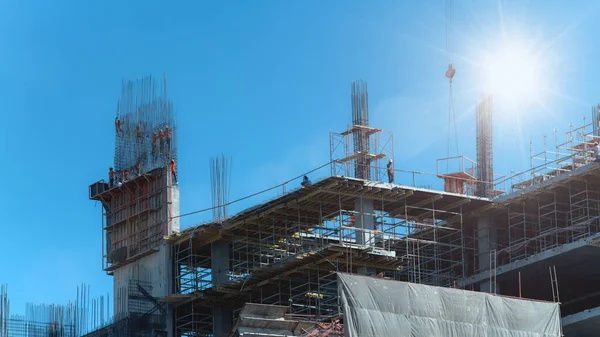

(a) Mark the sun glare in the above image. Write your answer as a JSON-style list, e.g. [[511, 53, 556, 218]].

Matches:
[[482, 42, 543, 105]]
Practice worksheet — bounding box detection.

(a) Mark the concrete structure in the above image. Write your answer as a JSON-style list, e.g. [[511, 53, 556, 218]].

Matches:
[[85, 77, 600, 336]]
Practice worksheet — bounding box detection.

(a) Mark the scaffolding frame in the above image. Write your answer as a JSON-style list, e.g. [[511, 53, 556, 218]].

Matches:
[[168, 177, 478, 335], [329, 125, 394, 182], [90, 167, 176, 272], [497, 178, 600, 265], [501, 110, 600, 193]]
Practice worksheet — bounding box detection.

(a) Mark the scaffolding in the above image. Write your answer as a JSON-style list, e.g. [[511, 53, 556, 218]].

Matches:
[[496, 173, 600, 265], [165, 176, 482, 335], [329, 80, 394, 183], [501, 109, 600, 193], [471, 109, 600, 268], [329, 126, 394, 182], [90, 166, 177, 272]]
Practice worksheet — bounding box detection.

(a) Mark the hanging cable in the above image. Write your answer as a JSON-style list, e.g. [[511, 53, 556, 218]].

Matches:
[[172, 161, 333, 219], [445, 0, 459, 161]]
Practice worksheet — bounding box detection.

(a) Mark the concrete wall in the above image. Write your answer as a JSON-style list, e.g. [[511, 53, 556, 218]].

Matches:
[[477, 215, 500, 293], [112, 243, 173, 335], [113, 243, 172, 313], [170, 185, 180, 234]]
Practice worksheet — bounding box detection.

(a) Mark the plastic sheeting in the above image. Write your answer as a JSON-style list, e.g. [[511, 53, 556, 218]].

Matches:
[[338, 273, 561, 337]]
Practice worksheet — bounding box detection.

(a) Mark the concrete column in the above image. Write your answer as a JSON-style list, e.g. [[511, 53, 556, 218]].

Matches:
[[211, 241, 232, 336], [354, 197, 376, 276], [479, 280, 500, 294], [477, 215, 500, 294], [213, 306, 233, 337], [211, 241, 231, 287], [354, 198, 375, 246], [157, 244, 174, 337]]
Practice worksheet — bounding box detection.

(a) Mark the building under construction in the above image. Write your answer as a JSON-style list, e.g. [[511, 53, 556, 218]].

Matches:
[[0, 284, 113, 337], [85, 76, 600, 336]]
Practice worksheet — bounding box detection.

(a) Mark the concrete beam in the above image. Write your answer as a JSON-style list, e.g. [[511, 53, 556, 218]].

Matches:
[[562, 305, 600, 337], [409, 194, 443, 208], [458, 233, 600, 288]]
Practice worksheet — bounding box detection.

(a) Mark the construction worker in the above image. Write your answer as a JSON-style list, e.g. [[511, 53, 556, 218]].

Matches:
[[170, 159, 178, 184], [109, 167, 115, 187], [165, 125, 172, 151], [114, 117, 123, 136], [136, 123, 143, 139], [159, 129, 165, 154], [387, 159, 394, 183], [594, 142, 600, 162], [152, 132, 158, 158], [301, 175, 311, 187]]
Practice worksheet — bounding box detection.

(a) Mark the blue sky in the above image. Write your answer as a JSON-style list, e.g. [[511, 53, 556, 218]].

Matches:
[[1, 0, 599, 316]]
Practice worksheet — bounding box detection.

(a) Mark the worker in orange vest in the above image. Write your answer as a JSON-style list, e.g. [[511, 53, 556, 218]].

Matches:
[[165, 125, 172, 151], [159, 129, 165, 154], [170, 159, 178, 184], [152, 132, 158, 158], [136, 123, 143, 140], [109, 167, 115, 187], [114, 117, 123, 136]]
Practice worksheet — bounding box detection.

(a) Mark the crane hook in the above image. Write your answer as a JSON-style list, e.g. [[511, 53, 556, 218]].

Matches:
[[445, 63, 456, 84]]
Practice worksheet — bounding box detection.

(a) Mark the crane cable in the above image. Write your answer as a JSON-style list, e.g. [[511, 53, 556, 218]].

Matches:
[[445, 0, 459, 159]]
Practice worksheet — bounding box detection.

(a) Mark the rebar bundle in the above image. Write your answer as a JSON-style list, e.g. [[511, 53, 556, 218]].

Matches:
[[476, 94, 493, 197], [351, 80, 370, 180], [0, 284, 78, 337], [210, 154, 232, 223], [113, 75, 177, 175], [0, 283, 115, 337]]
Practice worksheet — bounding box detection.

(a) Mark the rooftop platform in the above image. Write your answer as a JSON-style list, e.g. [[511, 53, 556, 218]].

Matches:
[[496, 162, 600, 203], [167, 176, 492, 247], [88, 167, 165, 202]]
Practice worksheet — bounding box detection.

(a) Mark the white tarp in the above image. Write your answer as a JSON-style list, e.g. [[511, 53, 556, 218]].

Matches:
[[338, 273, 561, 337]]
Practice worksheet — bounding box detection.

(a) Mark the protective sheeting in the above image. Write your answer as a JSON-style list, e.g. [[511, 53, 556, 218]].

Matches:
[[338, 273, 561, 337]]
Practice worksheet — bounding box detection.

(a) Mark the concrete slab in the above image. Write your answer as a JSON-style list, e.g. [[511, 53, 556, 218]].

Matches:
[[495, 162, 600, 203], [562, 306, 600, 337], [458, 234, 600, 288], [458, 236, 600, 317]]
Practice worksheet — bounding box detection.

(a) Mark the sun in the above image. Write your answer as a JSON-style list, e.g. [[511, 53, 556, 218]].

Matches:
[[481, 41, 544, 105]]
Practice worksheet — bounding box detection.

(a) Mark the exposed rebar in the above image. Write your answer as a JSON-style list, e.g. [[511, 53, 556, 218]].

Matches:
[[476, 94, 494, 197], [351, 80, 370, 180], [210, 154, 232, 223], [113, 74, 178, 176]]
